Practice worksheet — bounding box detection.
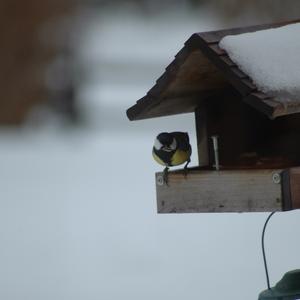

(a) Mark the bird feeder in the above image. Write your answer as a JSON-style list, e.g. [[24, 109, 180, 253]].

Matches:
[[259, 270, 300, 300], [259, 213, 300, 300], [127, 19, 300, 213]]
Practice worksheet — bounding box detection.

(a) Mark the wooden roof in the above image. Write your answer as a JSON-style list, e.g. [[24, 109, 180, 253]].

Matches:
[[127, 19, 300, 121]]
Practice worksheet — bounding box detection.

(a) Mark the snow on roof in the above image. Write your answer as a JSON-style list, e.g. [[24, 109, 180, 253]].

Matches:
[[219, 22, 300, 102]]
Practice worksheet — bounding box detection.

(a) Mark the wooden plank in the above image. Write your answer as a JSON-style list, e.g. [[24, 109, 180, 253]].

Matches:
[[281, 169, 292, 211], [156, 169, 283, 213], [208, 44, 226, 55], [175, 46, 190, 59], [127, 90, 225, 121], [220, 56, 235, 67], [251, 91, 272, 100], [166, 47, 191, 73], [231, 67, 248, 79], [195, 106, 209, 166], [243, 92, 300, 119], [287, 167, 300, 210], [243, 93, 279, 119], [273, 102, 300, 117], [241, 79, 257, 91]]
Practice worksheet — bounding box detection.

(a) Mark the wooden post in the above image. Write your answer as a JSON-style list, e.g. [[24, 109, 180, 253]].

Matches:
[[195, 105, 210, 167], [282, 167, 300, 210]]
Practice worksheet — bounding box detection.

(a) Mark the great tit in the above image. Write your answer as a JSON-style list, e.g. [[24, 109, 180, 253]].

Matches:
[[152, 132, 191, 184]]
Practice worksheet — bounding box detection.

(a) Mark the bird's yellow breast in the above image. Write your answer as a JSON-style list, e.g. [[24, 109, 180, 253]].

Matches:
[[152, 148, 191, 167], [171, 149, 191, 166], [152, 151, 168, 166]]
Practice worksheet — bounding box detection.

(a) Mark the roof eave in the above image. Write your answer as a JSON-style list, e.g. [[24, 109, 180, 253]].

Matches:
[[127, 19, 300, 121]]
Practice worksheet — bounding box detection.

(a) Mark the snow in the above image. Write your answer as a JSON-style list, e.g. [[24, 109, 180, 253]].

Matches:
[[219, 22, 300, 101]]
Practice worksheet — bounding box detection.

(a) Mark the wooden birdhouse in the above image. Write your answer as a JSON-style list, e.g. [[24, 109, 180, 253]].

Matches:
[[127, 20, 300, 213]]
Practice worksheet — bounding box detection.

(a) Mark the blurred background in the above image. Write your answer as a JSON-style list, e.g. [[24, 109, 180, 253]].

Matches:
[[0, 1, 299, 299]]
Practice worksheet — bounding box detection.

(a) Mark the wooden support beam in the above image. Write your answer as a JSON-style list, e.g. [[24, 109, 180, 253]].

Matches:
[[195, 106, 209, 166], [281, 167, 300, 210], [156, 169, 285, 213]]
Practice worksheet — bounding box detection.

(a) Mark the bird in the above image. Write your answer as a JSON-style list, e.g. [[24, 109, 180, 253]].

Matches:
[[152, 132, 192, 185]]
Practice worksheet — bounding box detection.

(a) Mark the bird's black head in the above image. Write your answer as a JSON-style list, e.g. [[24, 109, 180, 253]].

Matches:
[[157, 132, 173, 145], [154, 132, 177, 152]]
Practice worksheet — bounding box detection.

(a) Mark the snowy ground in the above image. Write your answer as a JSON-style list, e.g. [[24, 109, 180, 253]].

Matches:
[[0, 6, 299, 300]]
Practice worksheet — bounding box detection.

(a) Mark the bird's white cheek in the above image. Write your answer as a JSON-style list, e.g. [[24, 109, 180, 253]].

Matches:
[[154, 138, 163, 150], [170, 138, 177, 150]]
